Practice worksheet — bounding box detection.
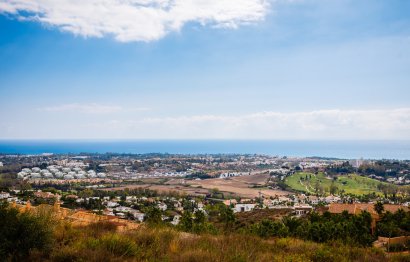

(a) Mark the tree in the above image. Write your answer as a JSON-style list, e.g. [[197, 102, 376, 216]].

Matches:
[[329, 182, 338, 195], [219, 205, 235, 231], [282, 216, 302, 236], [78, 188, 94, 198], [194, 210, 206, 224], [145, 207, 162, 225], [374, 202, 384, 215], [250, 220, 289, 238], [0, 202, 53, 260], [179, 211, 193, 232]]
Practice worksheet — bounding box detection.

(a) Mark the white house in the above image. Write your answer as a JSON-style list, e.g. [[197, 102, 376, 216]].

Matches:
[[97, 173, 107, 178], [7, 197, 18, 202], [130, 211, 145, 222], [55, 172, 64, 178], [308, 196, 320, 205], [63, 174, 74, 180], [106, 201, 119, 208], [0, 192, 10, 199], [62, 168, 71, 173], [294, 205, 313, 216], [157, 203, 168, 211], [115, 206, 132, 213], [30, 173, 42, 179], [171, 215, 181, 225], [233, 203, 256, 213], [43, 172, 54, 179], [17, 172, 27, 179], [324, 195, 341, 204]]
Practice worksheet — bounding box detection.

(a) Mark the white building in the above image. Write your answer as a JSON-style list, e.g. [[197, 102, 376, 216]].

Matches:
[[43, 173, 54, 179], [63, 175, 74, 180], [157, 203, 167, 211], [130, 211, 145, 222], [55, 172, 64, 178], [308, 196, 320, 205], [233, 203, 256, 213], [17, 172, 27, 179], [0, 192, 10, 199], [324, 195, 341, 204], [97, 173, 107, 178], [30, 173, 42, 179], [106, 201, 119, 208], [115, 206, 132, 213], [22, 168, 31, 173], [294, 205, 313, 216], [171, 215, 181, 225], [62, 167, 71, 173]]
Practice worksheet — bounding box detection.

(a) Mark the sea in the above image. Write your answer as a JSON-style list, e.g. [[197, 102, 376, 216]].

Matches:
[[0, 140, 409, 160]]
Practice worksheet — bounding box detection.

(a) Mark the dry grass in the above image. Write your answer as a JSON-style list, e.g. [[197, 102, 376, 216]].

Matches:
[[34, 222, 404, 262]]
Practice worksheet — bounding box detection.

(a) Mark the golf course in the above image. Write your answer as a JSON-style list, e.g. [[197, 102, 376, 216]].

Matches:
[[284, 172, 393, 196]]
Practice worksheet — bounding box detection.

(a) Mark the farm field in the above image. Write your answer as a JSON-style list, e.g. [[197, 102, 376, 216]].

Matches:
[[100, 183, 211, 196], [189, 174, 290, 198], [284, 172, 391, 196]]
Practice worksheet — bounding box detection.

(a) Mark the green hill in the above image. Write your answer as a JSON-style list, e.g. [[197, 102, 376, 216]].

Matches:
[[284, 172, 392, 196]]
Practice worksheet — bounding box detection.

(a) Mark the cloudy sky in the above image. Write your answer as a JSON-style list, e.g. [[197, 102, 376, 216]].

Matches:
[[0, 0, 409, 140]]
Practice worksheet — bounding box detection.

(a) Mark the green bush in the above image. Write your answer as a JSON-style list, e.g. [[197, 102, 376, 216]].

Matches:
[[0, 202, 53, 260]]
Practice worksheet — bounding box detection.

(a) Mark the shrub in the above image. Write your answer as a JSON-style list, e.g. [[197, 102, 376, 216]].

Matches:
[[98, 234, 140, 257], [0, 202, 54, 260]]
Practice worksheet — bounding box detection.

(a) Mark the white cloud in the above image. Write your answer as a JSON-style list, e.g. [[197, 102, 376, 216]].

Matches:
[[111, 108, 410, 139], [39, 103, 149, 114], [0, 0, 270, 42], [5, 107, 410, 140]]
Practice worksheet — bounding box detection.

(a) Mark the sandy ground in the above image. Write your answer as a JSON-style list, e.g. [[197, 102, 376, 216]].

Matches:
[[188, 178, 290, 198], [101, 173, 291, 198]]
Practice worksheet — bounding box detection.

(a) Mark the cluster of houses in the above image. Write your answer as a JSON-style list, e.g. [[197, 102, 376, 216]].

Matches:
[[17, 165, 107, 180], [1, 187, 387, 223], [3, 188, 214, 225], [385, 174, 410, 185], [142, 171, 190, 178], [223, 198, 313, 216], [224, 193, 410, 219], [79, 196, 147, 222], [2, 188, 410, 238], [219, 172, 249, 178], [221, 194, 354, 217], [63, 193, 207, 224]]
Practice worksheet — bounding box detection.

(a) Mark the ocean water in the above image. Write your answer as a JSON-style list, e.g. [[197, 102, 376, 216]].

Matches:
[[0, 140, 409, 160]]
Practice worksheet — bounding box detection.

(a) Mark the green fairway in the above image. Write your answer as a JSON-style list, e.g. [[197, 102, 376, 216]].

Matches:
[[284, 172, 391, 196]]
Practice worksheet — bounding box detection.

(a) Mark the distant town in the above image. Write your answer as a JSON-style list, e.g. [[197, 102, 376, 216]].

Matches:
[[1, 152, 410, 258], [1, 153, 409, 217]]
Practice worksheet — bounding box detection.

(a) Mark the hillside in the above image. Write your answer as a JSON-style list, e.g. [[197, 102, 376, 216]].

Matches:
[[2, 202, 410, 261], [7, 221, 403, 262], [284, 172, 393, 196]]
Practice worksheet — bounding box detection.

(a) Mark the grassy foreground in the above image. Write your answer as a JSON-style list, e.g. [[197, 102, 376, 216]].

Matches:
[[34, 222, 409, 262], [1, 203, 409, 261], [284, 172, 389, 195]]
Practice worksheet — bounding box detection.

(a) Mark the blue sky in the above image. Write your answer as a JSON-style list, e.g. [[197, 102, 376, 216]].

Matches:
[[0, 0, 410, 139]]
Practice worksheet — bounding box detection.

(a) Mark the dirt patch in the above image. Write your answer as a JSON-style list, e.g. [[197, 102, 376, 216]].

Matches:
[[188, 175, 290, 198]]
